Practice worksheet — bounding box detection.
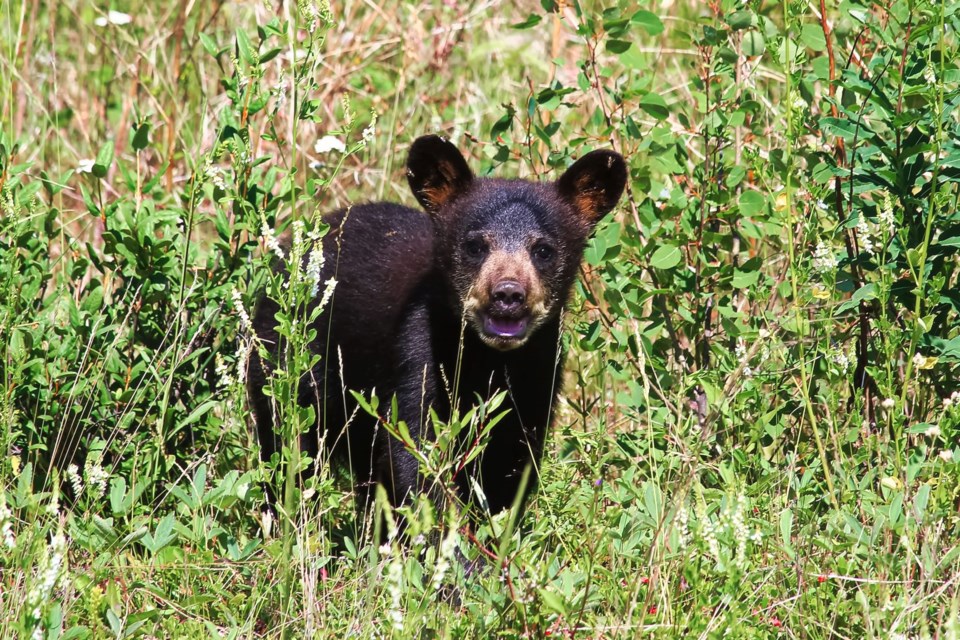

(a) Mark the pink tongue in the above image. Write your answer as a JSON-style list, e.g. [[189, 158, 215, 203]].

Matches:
[[487, 316, 526, 337]]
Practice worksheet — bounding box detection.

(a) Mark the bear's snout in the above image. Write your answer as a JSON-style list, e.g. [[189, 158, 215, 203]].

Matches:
[[490, 280, 526, 314]]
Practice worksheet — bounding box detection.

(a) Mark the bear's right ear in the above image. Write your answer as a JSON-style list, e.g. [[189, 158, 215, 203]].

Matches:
[[406, 135, 474, 214], [556, 149, 627, 226]]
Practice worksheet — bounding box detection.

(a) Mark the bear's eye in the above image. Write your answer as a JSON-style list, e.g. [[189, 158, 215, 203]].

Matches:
[[532, 243, 555, 263], [463, 237, 488, 259]]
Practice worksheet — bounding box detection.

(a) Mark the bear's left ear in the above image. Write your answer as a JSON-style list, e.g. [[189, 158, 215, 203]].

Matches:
[[406, 135, 474, 214], [556, 149, 627, 225]]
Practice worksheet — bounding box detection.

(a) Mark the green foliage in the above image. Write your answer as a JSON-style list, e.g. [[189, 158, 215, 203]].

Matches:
[[1, 0, 959, 637]]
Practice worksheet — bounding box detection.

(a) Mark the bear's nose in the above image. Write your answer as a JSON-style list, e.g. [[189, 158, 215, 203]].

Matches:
[[491, 280, 526, 311]]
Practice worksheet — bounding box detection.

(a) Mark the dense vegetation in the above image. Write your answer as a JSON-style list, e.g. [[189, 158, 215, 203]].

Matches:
[[1, 0, 959, 637]]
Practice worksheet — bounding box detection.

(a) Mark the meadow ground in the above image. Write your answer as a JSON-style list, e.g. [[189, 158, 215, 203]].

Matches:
[[1, 0, 959, 637]]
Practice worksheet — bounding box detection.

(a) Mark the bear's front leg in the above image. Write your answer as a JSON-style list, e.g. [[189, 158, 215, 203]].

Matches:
[[378, 300, 444, 508]]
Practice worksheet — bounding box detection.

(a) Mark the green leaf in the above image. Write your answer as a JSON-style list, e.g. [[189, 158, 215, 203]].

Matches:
[[742, 30, 765, 56], [606, 39, 632, 54], [236, 28, 255, 66], [738, 190, 766, 216], [639, 92, 669, 120], [800, 23, 827, 51], [631, 10, 664, 36], [619, 43, 645, 70], [131, 122, 150, 151], [94, 141, 114, 178], [199, 33, 219, 57], [539, 589, 567, 615], [732, 262, 761, 288], [511, 13, 541, 29], [727, 10, 755, 30], [650, 244, 682, 269], [780, 508, 795, 558]]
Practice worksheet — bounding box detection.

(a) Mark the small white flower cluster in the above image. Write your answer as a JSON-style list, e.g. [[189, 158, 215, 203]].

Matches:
[[300, 0, 333, 33], [675, 505, 691, 548], [812, 241, 839, 274], [76, 159, 96, 174], [361, 111, 378, 146], [67, 464, 83, 497], [85, 459, 109, 501], [215, 353, 233, 389], [204, 163, 228, 191], [305, 239, 325, 297], [878, 191, 896, 237], [923, 62, 937, 85], [216, 337, 251, 390], [232, 287, 253, 332], [287, 220, 338, 305], [0, 496, 15, 549], [942, 390, 960, 408], [695, 492, 762, 572], [857, 217, 875, 255], [912, 352, 937, 371], [735, 339, 754, 377], [379, 535, 405, 631], [261, 219, 285, 261], [430, 526, 459, 594], [314, 135, 346, 155], [831, 349, 852, 375], [94, 10, 132, 26], [27, 531, 68, 638]]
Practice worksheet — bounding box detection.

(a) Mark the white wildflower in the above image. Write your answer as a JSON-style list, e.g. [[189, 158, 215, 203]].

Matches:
[[232, 288, 252, 333], [76, 159, 95, 174], [318, 278, 337, 311], [943, 396, 953, 408], [857, 217, 874, 255], [923, 63, 937, 85], [361, 111, 378, 145], [235, 341, 249, 385], [314, 135, 346, 154], [27, 531, 67, 634], [735, 340, 754, 376], [676, 506, 691, 548], [430, 527, 459, 594], [205, 164, 227, 191], [878, 191, 895, 236], [832, 350, 852, 374], [0, 498, 15, 549], [94, 11, 132, 27], [812, 241, 839, 274], [924, 425, 941, 438], [306, 246, 325, 296], [215, 353, 234, 389], [384, 549, 404, 631], [939, 450, 954, 462], [66, 464, 83, 498], [261, 220, 285, 260], [881, 398, 895, 410], [731, 493, 749, 569], [45, 493, 59, 517], [84, 460, 108, 500]]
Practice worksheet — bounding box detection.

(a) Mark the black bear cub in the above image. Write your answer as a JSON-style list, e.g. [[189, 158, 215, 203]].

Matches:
[[248, 135, 626, 515]]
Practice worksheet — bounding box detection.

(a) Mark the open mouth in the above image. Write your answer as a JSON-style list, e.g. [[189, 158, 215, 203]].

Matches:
[[483, 314, 529, 339]]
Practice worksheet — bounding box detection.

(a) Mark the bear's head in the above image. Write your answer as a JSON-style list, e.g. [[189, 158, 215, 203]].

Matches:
[[406, 135, 626, 351]]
